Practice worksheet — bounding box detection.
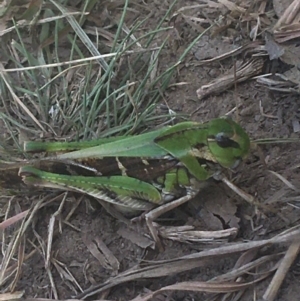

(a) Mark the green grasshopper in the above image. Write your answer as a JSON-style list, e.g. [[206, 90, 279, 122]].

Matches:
[[18, 117, 250, 248]]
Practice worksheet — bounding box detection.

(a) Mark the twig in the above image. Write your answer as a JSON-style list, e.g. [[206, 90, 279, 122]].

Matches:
[[262, 240, 300, 301]]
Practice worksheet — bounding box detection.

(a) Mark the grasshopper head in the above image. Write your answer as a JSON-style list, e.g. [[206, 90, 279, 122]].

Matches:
[[206, 117, 250, 169]]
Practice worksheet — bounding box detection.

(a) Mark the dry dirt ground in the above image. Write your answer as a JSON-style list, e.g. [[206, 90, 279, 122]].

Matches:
[[4, 1, 300, 301]]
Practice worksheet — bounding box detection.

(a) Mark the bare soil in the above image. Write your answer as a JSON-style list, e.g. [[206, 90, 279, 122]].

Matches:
[[5, 1, 300, 301]]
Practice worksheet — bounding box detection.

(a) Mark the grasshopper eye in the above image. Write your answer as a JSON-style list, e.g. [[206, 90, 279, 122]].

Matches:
[[215, 133, 240, 149]]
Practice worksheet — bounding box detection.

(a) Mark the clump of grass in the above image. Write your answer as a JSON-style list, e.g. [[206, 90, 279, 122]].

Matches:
[[0, 0, 207, 156]]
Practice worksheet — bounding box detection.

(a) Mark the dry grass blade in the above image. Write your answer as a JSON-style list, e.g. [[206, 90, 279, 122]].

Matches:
[[83, 235, 120, 272], [197, 57, 264, 100], [132, 250, 286, 301], [277, 0, 300, 25], [221, 176, 278, 214], [221, 176, 255, 205], [51, 258, 83, 294], [0, 64, 46, 132], [274, 0, 300, 42], [0, 193, 70, 293], [36, 296, 86, 301], [9, 233, 25, 292], [212, 253, 282, 283], [274, 26, 300, 43], [2, 52, 118, 73], [0, 291, 24, 300], [131, 277, 267, 301], [194, 41, 261, 65], [43, 193, 69, 298], [0, 12, 88, 36], [218, 0, 246, 13], [49, 0, 110, 73], [269, 170, 299, 192], [0, 210, 29, 230], [158, 225, 238, 243], [76, 226, 300, 299], [205, 254, 282, 301], [252, 136, 300, 144], [263, 240, 300, 301], [0, 199, 44, 287], [255, 72, 300, 93], [129, 253, 281, 300]]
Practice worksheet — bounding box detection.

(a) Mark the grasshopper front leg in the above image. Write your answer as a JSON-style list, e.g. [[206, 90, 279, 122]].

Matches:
[[144, 169, 202, 250], [145, 192, 196, 251]]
